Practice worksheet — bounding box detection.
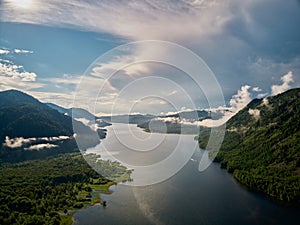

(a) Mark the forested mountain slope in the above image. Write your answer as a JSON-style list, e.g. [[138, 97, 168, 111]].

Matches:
[[0, 90, 102, 162], [198, 88, 300, 204]]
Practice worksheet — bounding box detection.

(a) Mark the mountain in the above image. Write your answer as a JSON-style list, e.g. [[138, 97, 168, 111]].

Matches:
[[0, 90, 103, 162], [45, 102, 67, 114], [99, 114, 155, 124], [46, 103, 111, 127], [137, 110, 211, 134], [163, 110, 210, 120], [198, 88, 300, 204], [0, 90, 74, 140]]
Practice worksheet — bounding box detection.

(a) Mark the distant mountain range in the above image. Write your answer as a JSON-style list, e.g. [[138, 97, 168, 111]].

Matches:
[[46, 103, 111, 127], [0, 90, 105, 162], [98, 114, 155, 125], [136, 110, 213, 134], [198, 88, 300, 204]]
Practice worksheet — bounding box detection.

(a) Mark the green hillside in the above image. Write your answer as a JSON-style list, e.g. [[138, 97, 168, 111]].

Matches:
[[0, 90, 103, 163], [198, 88, 300, 204]]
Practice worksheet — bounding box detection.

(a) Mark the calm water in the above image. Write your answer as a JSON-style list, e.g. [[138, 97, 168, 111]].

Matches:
[[74, 124, 299, 225]]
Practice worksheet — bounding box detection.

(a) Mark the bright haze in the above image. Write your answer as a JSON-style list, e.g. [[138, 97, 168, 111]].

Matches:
[[0, 0, 299, 116]]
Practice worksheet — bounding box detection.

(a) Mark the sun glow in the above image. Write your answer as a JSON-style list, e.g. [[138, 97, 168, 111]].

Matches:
[[8, 0, 34, 9]]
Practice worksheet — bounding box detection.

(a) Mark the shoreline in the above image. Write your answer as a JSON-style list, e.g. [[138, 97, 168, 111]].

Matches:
[[61, 181, 116, 224]]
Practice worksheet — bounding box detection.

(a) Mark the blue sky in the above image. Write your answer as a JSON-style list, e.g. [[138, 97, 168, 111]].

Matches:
[[0, 0, 300, 116]]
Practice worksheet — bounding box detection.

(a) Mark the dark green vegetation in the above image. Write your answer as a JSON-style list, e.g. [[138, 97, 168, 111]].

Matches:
[[0, 90, 74, 140], [138, 119, 200, 134], [0, 153, 131, 225], [99, 113, 155, 124], [0, 90, 132, 224], [0, 90, 107, 163], [198, 88, 300, 204]]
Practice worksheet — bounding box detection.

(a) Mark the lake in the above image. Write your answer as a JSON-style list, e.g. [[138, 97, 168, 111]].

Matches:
[[74, 123, 299, 225]]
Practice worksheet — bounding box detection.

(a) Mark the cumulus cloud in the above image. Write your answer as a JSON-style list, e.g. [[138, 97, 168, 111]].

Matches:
[[152, 85, 254, 128], [248, 108, 260, 119], [0, 0, 299, 115], [197, 85, 252, 127], [0, 46, 37, 91], [271, 71, 294, 95], [0, 61, 37, 81], [229, 85, 252, 111]]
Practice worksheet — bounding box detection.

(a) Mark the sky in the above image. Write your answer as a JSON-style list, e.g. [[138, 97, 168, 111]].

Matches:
[[0, 0, 300, 116]]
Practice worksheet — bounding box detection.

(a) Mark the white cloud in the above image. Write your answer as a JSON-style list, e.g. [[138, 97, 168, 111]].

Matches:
[[248, 108, 260, 119], [0, 0, 298, 116], [25, 143, 58, 150], [4, 136, 34, 148], [257, 93, 267, 98], [0, 49, 9, 54], [271, 71, 294, 95], [0, 62, 37, 81], [0, 0, 232, 41], [0, 48, 39, 90], [0, 76, 43, 92], [252, 87, 261, 92], [0, 48, 33, 55], [197, 85, 252, 127], [28, 90, 76, 108], [229, 85, 252, 111], [3, 136, 70, 149], [151, 85, 254, 128], [0, 59, 12, 63], [0, 61, 40, 91], [14, 49, 33, 54], [41, 74, 81, 85], [262, 97, 269, 106]]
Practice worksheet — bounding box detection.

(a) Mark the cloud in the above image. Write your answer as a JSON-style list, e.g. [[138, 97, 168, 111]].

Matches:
[[27, 90, 76, 108], [1, 0, 299, 115], [14, 49, 33, 54], [3, 136, 70, 149], [0, 76, 43, 92], [229, 85, 252, 112], [4, 136, 34, 148], [151, 85, 254, 128], [271, 71, 294, 95], [0, 46, 43, 92], [0, 61, 37, 81], [257, 93, 267, 98], [0, 61, 40, 91], [25, 143, 58, 150], [262, 97, 269, 106], [0, 0, 231, 41], [42, 74, 81, 85], [252, 87, 261, 92], [197, 85, 252, 127], [0, 48, 33, 54], [0, 49, 9, 54], [248, 108, 260, 119]]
